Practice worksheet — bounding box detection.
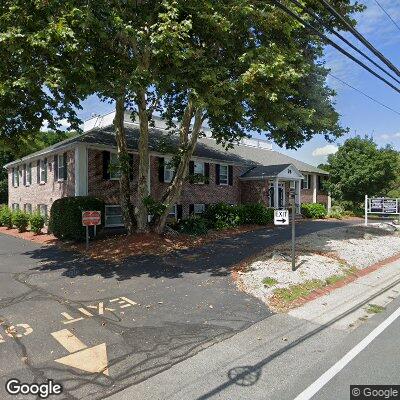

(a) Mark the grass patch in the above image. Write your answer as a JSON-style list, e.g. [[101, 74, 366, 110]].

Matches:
[[262, 277, 278, 287], [273, 280, 325, 304], [325, 274, 346, 286], [366, 304, 385, 314]]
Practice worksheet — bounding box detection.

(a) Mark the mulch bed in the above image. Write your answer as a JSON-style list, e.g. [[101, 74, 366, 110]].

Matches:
[[0, 226, 58, 245]]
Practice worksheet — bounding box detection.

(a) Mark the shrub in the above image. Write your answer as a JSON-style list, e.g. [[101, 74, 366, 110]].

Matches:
[[49, 196, 105, 241], [301, 203, 327, 219], [204, 203, 240, 230], [238, 203, 274, 225], [0, 205, 13, 228], [327, 205, 343, 219], [30, 212, 45, 234], [12, 210, 30, 232], [177, 216, 209, 236]]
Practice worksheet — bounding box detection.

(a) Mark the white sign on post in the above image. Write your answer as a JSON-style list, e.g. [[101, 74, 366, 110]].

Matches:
[[274, 209, 289, 225]]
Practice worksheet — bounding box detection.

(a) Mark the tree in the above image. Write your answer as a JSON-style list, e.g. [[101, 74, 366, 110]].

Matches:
[[1, 0, 363, 233], [325, 137, 399, 205]]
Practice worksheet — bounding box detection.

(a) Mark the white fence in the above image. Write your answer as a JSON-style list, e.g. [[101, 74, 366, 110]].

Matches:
[[364, 195, 400, 226]]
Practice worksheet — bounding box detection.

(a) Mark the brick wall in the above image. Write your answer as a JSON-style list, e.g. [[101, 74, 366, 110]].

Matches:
[[8, 150, 75, 213], [240, 180, 269, 204]]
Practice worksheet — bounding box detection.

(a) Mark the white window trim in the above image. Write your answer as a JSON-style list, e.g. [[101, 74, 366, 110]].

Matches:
[[57, 154, 65, 182], [39, 160, 47, 184], [38, 204, 48, 217], [109, 152, 121, 181], [302, 174, 310, 190], [194, 161, 205, 185], [289, 180, 296, 189], [24, 204, 32, 213], [164, 158, 175, 183], [219, 164, 229, 186], [12, 203, 19, 211], [105, 205, 124, 227], [13, 168, 19, 187], [26, 163, 32, 186], [194, 203, 205, 215], [168, 204, 177, 219]]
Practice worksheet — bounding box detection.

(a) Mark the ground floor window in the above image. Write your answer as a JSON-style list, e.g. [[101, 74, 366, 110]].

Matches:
[[194, 203, 205, 215], [105, 205, 124, 227], [12, 203, 19, 211], [38, 204, 48, 218], [24, 204, 32, 213]]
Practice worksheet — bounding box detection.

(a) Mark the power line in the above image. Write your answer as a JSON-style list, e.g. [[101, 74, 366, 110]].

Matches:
[[269, 0, 400, 93], [374, 0, 400, 33], [329, 73, 400, 116], [317, 0, 400, 77], [287, 0, 400, 86]]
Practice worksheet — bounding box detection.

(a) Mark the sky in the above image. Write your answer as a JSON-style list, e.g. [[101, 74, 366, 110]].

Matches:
[[72, 0, 400, 168]]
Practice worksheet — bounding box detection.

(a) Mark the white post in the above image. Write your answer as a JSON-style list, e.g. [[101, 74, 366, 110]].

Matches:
[[274, 178, 279, 209], [327, 191, 332, 212], [312, 174, 317, 203], [296, 179, 301, 213], [365, 194, 368, 226], [75, 144, 88, 196]]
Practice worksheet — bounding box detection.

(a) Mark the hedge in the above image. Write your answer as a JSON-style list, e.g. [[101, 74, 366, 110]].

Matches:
[[301, 203, 327, 219], [12, 210, 30, 232], [49, 196, 105, 241], [0, 205, 13, 228]]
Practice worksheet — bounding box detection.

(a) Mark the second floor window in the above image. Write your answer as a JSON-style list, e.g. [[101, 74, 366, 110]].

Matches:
[[39, 159, 47, 183], [12, 167, 19, 187], [110, 153, 122, 180], [164, 159, 175, 183], [219, 165, 228, 185], [26, 163, 32, 185]]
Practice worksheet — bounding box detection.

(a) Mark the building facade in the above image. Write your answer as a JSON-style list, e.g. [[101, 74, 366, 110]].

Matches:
[[5, 113, 330, 227]]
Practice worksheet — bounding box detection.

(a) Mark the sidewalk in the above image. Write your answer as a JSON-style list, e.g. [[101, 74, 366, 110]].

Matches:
[[107, 258, 400, 400]]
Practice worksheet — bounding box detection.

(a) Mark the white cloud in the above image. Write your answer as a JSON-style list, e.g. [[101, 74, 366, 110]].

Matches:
[[380, 134, 390, 140], [312, 144, 339, 157], [394, 132, 400, 138], [42, 118, 70, 131], [378, 132, 400, 141]]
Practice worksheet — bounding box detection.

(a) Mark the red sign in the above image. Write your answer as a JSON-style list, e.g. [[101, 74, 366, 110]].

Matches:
[[82, 211, 101, 226]]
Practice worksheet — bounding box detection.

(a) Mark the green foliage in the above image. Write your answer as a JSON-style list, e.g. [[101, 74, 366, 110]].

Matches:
[[0, 205, 13, 228], [326, 137, 400, 205], [177, 216, 209, 236], [273, 280, 325, 304], [0, 180, 7, 204], [262, 277, 278, 287], [327, 205, 344, 219], [49, 197, 105, 241], [11, 210, 30, 232], [30, 212, 45, 234], [204, 203, 240, 230], [143, 196, 168, 219], [301, 203, 327, 219], [237, 203, 274, 225]]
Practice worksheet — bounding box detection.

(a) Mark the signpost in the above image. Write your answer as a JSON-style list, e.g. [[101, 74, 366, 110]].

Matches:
[[274, 207, 296, 271], [82, 211, 101, 249], [365, 196, 400, 226]]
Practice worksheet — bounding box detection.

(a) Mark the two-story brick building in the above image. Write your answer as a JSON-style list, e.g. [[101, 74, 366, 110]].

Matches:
[[5, 112, 330, 227]]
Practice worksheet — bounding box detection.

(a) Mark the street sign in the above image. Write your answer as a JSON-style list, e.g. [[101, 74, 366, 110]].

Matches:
[[82, 211, 101, 226], [365, 196, 400, 226], [274, 209, 289, 226]]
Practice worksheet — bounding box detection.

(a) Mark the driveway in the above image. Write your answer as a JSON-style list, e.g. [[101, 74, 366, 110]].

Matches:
[[0, 219, 353, 399]]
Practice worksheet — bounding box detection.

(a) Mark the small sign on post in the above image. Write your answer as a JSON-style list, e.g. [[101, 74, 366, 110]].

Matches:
[[82, 211, 101, 250], [274, 209, 289, 226]]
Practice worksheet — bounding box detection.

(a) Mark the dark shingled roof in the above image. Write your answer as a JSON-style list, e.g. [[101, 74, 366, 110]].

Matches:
[[240, 164, 293, 178], [5, 125, 329, 176]]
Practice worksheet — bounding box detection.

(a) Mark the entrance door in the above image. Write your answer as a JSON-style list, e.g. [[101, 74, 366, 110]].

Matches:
[[269, 186, 284, 208]]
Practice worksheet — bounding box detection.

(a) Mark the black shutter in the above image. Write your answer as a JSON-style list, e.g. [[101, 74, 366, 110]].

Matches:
[[189, 161, 194, 183], [37, 160, 40, 183], [158, 157, 165, 182], [54, 155, 58, 181], [102, 151, 110, 180], [63, 153, 68, 180], [11, 168, 14, 187], [44, 158, 47, 182], [215, 164, 220, 185], [189, 204, 194, 215], [23, 164, 26, 186], [228, 165, 233, 186], [301, 178, 304, 189], [308, 174, 312, 189], [176, 204, 183, 220], [204, 163, 210, 184], [129, 154, 134, 180]]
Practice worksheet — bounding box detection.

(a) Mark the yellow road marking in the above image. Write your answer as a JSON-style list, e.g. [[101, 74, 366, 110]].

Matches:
[[51, 329, 87, 353]]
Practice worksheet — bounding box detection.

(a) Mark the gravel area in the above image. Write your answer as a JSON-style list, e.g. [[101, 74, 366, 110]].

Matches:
[[237, 223, 400, 307]]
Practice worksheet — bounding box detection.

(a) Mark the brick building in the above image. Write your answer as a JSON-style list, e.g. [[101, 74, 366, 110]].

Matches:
[[5, 112, 330, 227]]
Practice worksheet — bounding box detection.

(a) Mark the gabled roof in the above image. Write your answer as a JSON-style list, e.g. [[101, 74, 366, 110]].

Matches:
[[4, 124, 329, 176], [240, 164, 291, 178]]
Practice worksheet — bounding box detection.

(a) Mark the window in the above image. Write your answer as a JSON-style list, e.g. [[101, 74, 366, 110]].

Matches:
[[105, 205, 124, 227], [168, 204, 177, 219], [289, 181, 296, 189], [26, 163, 32, 186], [38, 204, 48, 218], [164, 158, 175, 183], [219, 165, 228, 185], [24, 204, 32, 213], [12, 167, 19, 187], [40, 159, 47, 183], [57, 154, 65, 181], [109, 153, 121, 180], [302, 174, 310, 190], [12, 203, 19, 211], [194, 204, 205, 215]]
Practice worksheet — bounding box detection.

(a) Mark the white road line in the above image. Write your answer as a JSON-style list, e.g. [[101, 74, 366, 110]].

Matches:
[[293, 305, 400, 400]]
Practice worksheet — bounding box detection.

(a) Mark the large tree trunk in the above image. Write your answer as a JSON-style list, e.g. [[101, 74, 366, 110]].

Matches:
[[153, 107, 204, 234], [135, 89, 150, 232], [114, 96, 135, 234]]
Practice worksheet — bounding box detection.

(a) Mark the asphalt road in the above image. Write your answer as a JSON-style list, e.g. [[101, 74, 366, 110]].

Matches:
[[0, 219, 353, 399]]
